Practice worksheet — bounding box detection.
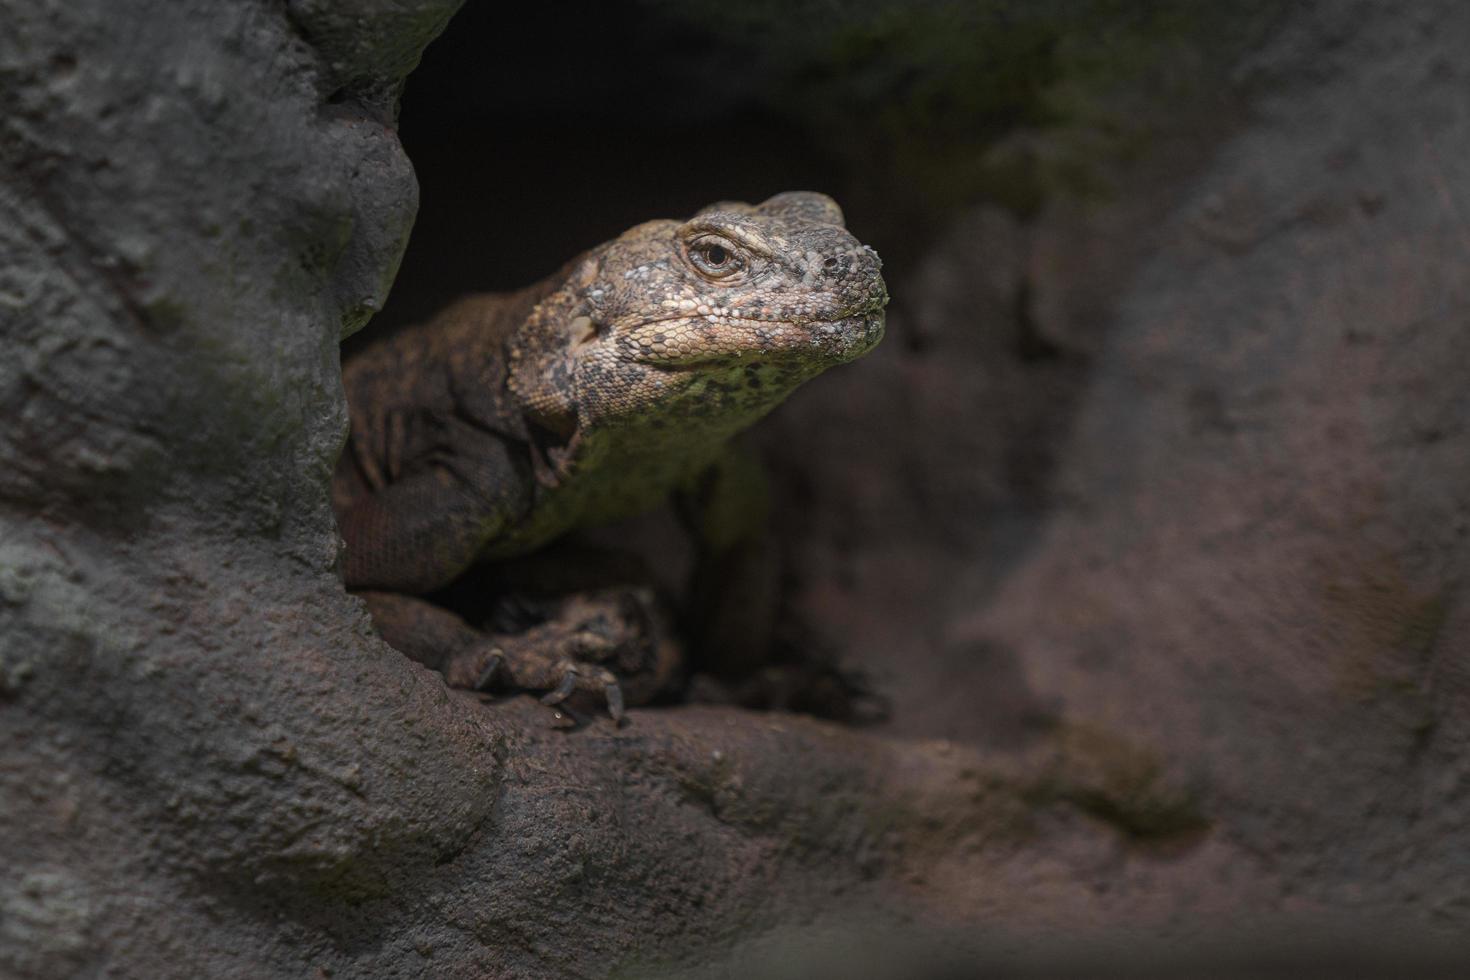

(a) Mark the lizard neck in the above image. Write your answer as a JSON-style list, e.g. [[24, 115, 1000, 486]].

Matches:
[[488, 356, 816, 559]]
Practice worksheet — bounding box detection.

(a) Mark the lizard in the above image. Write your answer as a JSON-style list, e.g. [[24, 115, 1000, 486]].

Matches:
[[333, 191, 887, 722]]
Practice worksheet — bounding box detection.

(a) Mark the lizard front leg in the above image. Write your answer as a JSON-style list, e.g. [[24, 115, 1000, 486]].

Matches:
[[358, 590, 677, 723], [337, 418, 532, 594]]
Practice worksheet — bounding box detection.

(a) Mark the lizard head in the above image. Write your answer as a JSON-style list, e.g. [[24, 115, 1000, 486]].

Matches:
[[509, 191, 887, 440]]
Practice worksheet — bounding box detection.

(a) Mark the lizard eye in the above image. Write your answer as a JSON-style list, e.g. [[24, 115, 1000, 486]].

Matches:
[[687, 236, 746, 280]]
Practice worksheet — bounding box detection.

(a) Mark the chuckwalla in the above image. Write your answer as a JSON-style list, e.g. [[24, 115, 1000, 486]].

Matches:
[[334, 191, 887, 720]]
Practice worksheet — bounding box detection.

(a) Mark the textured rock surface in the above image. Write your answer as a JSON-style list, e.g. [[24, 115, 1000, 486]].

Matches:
[[767, 0, 1470, 891], [3, 1, 1470, 977]]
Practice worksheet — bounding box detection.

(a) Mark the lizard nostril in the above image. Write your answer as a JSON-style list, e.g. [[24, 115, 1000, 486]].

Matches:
[[823, 256, 840, 272], [568, 315, 599, 349]]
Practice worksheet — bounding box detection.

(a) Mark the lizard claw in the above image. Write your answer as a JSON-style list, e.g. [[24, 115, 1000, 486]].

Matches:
[[605, 679, 626, 725], [474, 648, 505, 691], [536, 663, 626, 724], [540, 668, 579, 706]]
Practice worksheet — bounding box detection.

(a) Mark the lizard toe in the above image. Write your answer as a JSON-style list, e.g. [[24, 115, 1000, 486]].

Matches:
[[539, 666, 580, 706], [474, 648, 505, 691]]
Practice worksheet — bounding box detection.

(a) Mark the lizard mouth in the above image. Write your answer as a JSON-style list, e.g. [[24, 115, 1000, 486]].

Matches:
[[805, 310, 886, 362], [623, 306, 886, 369]]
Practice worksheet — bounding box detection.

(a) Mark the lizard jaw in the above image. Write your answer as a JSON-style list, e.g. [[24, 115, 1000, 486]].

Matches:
[[617, 308, 885, 369]]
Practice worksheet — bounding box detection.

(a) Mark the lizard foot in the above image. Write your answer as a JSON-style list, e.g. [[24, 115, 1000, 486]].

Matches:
[[446, 587, 680, 725], [447, 640, 626, 724]]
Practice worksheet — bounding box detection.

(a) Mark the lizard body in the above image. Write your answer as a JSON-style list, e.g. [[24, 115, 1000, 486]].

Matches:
[[334, 191, 887, 717]]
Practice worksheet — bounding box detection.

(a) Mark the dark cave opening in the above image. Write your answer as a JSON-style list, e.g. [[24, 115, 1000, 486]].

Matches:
[[368, 2, 851, 343]]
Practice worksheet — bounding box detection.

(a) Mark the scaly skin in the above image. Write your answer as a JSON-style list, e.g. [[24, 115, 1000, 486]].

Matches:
[[334, 191, 887, 718]]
